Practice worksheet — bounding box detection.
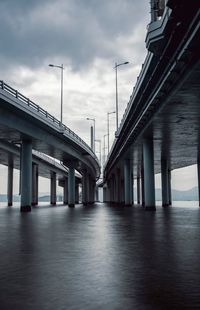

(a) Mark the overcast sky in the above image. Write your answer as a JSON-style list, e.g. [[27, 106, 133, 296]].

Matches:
[[0, 0, 198, 195]]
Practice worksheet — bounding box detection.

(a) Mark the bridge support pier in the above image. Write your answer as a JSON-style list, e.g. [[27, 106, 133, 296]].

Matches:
[[21, 140, 32, 212], [82, 170, 89, 205], [95, 186, 99, 202], [7, 162, 13, 206], [32, 163, 38, 206], [63, 177, 68, 205], [89, 176, 95, 204], [103, 185, 107, 202], [137, 175, 140, 205], [141, 163, 145, 207], [161, 158, 169, 207], [116, 169, 121, 204], [168, 169, 172, 205], [68, 167, 75, 207], [75, 183, 79, 204], [124, 159, 132, 206], [143, 139, 156, 211], [50, 171, 56, 205], [197, 159, 200, 207]]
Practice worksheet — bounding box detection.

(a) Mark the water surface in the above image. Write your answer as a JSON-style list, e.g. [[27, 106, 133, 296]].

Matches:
[[0, 202, 199, 309]]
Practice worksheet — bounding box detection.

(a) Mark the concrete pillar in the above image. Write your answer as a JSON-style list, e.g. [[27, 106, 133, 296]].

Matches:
[[103, 186, 107, 202], [50, 171, 56, 205], [95, 186, 99, 202], [88, 176, 95, 204], [68, 167, 75, 207], [131, 173, 134, 204], [137, 176, 140, 204], [141, 163, 145, 207], [124, 159, 132, 206], [32, 163, 38, 206], [161, 158, 169, 207], [110, 174, 115, 203], [107, 179, 111, 202], [63, 177, 68, 205], [21, 140, 32, 212], [75, 183, 79, 204], [115, 169, 121, 203], [143, 139, 156, 210], [168, 169, 172, 205], [82, 170, 89, 205], [7, 162, 13, 206]]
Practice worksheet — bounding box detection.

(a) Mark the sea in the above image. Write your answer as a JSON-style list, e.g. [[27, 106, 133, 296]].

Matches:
[[0, 201, 199, 309]]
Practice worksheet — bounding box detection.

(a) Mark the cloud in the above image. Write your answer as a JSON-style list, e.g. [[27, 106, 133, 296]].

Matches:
[[0, 0, 149, 71]]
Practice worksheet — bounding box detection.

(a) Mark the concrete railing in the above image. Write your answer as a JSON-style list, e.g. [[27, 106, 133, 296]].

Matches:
[[0, 80, 99, 164]]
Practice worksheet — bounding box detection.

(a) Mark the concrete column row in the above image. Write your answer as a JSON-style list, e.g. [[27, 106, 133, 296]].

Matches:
[[103, 138, 174, 210], [4, 139, 95, 211]]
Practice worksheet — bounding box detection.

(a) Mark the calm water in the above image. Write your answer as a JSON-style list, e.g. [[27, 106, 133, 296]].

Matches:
[[0, 202, 200, 309]]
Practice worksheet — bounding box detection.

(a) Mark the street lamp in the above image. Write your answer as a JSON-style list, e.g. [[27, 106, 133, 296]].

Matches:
[[107, 111, 115, 154], [86, 117, 95, 153], [114, 61, 129, 130], [95, 139, 101, 166], [49, 63, 64, 124], [103, 134, 108, 164]]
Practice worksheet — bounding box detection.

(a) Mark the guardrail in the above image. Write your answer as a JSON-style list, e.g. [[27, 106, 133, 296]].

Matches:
[[0, 80, 99, 163]]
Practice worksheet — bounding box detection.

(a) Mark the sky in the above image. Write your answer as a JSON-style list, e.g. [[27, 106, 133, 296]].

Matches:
[[0, 0, 198, 194]]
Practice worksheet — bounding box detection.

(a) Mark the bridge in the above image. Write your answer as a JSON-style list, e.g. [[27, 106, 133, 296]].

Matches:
[[0, 81, 100, 211], [102, 0, 200, 209], [0, 139, 81, 206]]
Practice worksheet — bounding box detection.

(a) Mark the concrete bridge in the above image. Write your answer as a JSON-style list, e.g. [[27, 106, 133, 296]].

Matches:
[[0, 81, 100, 211], [0, 139, 81, 206], [102, 0, 200, 209]]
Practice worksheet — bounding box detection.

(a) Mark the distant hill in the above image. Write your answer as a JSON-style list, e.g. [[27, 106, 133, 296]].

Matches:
[[0, 188, 199, 202], [134, 187, 199, 201], [157, 187, 198, 201]]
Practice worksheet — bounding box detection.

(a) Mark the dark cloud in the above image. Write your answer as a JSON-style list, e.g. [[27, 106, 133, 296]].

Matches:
[[0, 0, 149, 71]]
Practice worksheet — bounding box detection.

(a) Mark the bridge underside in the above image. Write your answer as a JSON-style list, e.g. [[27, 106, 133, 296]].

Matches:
[[127, 59, 200, 176], [0, 142, 69, 180]]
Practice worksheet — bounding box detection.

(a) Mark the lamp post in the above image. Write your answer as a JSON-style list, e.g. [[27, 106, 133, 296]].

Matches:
[[49, 63, 64, 124], [103, 134, 108, 165], [114, 61, 129, 130], [107, 111, 115, 154], [86, 117, 96, 153], [95, 139, 101, 167]]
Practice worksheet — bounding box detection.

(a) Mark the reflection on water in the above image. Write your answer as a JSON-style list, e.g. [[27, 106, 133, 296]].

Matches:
[[0, 202, 199, 309]]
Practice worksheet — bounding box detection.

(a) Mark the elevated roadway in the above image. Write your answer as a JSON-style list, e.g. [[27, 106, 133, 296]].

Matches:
[[0, 81, 100, 210], [103, 0, 200, 209]]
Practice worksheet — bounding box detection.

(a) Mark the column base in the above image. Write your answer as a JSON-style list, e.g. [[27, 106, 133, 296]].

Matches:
[[31, 202, 37, 206], [51, 202, 56, 205], [145, 206, 156, 211], [68, 204, 75, 208], [162, 203, 170, 207], [20, 205, 31, 212], [8, 202, 12, 207]]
